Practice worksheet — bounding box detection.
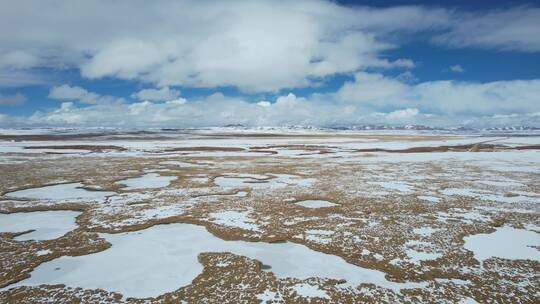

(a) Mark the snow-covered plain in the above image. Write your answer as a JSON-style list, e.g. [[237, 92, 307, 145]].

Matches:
[[0, 128, 539, 303]]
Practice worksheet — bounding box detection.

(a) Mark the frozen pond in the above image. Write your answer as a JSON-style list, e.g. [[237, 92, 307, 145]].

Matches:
[[464, 226, 540, 262], [214, 173, 315, 190], [160, 160, 212, 168], [9, 223, 426, 298], [5, 182, 115, 201], [0, 211, 81, 241], [115, 173, 177, 190], [295, 200, 338, 208], [214, 173, 269, 189]]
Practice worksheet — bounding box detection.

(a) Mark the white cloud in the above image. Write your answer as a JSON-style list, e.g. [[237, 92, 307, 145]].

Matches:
[[412, 79, 540, 115], [48, 84, 123, 105], [335, 72, 540, 116], [450, 65, 464, 73], [49, 85, 91, 100], [0, 93, 25, 105], [165, 98, 187, 105], [384, 108, 419, 120], [336, 72, 409, 106], [257, 101, 271, 107], [0, 2, 539, 128], [0, 1, 430, 92], [1, 2, 538, 93], [0, 51, 39, 69], [131, 86, 180, 101], [1, 74, 535, 129]]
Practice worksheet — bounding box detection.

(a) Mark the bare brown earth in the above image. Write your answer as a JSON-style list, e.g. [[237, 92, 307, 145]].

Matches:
[[0, 132, 539, 303]]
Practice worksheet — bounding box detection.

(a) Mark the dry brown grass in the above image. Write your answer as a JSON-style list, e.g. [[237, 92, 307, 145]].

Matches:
[[1, 134, 538, 303]]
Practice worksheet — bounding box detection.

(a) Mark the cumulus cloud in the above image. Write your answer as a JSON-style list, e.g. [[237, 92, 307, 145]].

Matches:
[[48, 84, 123, 105], [0, 93, 25, 105], [49, 85, 92, 100], [384, 108, 419, 120], [335, 72, 540, 116], [257, 101, 271, 107], [411, 79, 540, 115], [336, 72, 409, 107], [165, 98, 187, 105], [131, 86, 180, 101], [0, 74, 533, 129]]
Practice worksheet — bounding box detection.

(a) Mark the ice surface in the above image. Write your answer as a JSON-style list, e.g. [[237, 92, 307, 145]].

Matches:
[[0, 211, 80, 241], [295, 200, 338, 208], [115, 173, 177, 190], [5, 182, 115, 201], [463, 226, 540, 262], [213, 174, 269, 189]]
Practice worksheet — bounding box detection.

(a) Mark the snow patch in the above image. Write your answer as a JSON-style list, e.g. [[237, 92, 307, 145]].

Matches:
[[291, 283, 329, 299], [209, 210, 261, 231]]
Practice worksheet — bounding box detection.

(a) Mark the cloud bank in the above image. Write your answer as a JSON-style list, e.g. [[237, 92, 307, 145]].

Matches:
[[1, 73, 535, 128], [0, 1, 539, 128]]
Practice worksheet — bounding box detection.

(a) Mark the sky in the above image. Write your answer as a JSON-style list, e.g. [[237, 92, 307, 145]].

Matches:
[[1, 0, 540, 128]]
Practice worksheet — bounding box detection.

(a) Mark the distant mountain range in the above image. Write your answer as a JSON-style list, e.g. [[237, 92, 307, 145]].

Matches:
[[220, 124, 540, 132]]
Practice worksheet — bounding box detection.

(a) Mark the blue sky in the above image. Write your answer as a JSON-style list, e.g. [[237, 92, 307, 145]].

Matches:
[[1, 0, 539, 128]]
